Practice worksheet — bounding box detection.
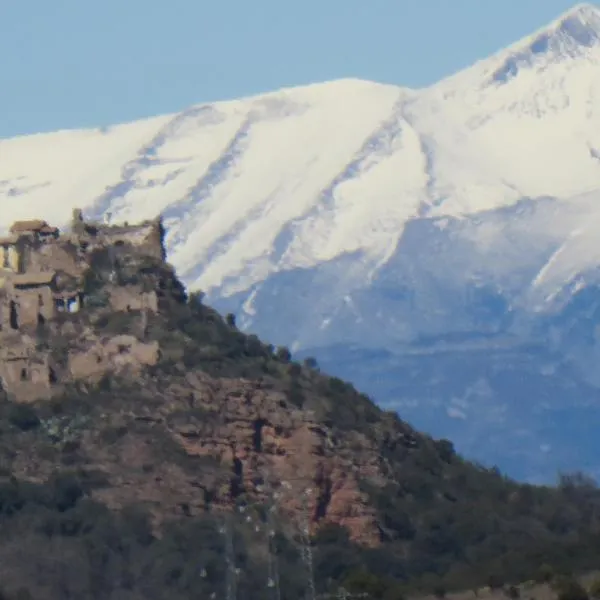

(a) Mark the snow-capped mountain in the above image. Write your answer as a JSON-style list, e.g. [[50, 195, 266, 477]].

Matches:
[[2, 3, 600, 481]]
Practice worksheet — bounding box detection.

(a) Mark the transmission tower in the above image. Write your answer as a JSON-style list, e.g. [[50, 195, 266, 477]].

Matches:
[[298, 486, 316, 600], [220, 514, 237, 600], [104, 212, 117, 283], [260, 475, 282, 600], [267, 477, 319, 600]]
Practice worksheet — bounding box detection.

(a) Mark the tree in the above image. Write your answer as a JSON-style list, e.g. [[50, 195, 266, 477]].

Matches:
[[276, 346, 291, 362], [188, 290, 205, 305], [8, 404, 40, 431], [487, 574, 503, 590], [225, 313, 236, 328], [435, 439, 455, 463], [303, 356, 319, 370], [589, 577, 600, 600], [537, 564, 555, 583], [553, 575, 589, 600]]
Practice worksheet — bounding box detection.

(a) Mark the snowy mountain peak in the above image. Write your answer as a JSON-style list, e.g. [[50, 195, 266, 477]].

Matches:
[[486, 3, 600, 84], [558, 2, 600, 25], [548, 2, 600, 44]]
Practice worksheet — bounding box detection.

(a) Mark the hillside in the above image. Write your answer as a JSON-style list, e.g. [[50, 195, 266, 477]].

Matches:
[[0, 216, 600, 599], [2, 4, 600, 480]]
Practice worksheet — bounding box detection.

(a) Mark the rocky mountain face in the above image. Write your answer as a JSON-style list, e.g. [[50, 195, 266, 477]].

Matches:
[[1, 214, 600, 599]]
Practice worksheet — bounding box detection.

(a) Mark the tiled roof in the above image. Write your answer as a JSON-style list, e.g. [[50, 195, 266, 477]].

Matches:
[[10, 220, 49, 233], [11, 271, 56, 286]]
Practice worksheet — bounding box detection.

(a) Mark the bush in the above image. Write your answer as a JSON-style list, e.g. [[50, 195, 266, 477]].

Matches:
[[588, 577, 600, 599], [435, 439, 456, 463], [288, 362, 302, 378], [343, 568, 403, 600], [553, 575, 589, 600], [275, 346, 291, 362], [537, 564, 555, 583], [303, 356, 319, 370], [487, 573, 504, 590], [48, 472, 85, 512], [8, 404, 40, 431]]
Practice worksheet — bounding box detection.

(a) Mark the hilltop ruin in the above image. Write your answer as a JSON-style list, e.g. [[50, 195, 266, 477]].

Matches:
[[0, 209, 166, 401]]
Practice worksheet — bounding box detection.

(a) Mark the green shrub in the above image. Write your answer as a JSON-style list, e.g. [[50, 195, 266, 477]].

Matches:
[[553, 575, 588, 600], [537, 564, 555, 583], [275, 346, 291, 362], [8, 404, 40, 431], [588, 577, 600, 599]]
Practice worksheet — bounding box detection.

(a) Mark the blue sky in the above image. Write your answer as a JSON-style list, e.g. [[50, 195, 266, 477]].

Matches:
[[0, 0, 588, 138]]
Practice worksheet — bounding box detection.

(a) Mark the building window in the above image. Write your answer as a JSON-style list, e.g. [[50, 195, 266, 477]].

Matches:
[[20, 368, 27, 381], [2, 248, 9, 269], [67, 296, 80, 313], [9, 300, 18, 330]]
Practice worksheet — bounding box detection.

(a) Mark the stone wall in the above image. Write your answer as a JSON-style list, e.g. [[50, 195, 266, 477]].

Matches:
[[68, 335, 159, 380], [26, 240, 82, 277], [0, 240, 19, 273], [0, 341, 53, 402], [72, 210, 166, 262], [109, 286, 158, 313], [9, 284, 55, 328]]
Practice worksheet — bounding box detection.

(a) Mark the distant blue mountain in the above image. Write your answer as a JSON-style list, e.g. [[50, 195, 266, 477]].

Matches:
[[210, 196, 600, 483]]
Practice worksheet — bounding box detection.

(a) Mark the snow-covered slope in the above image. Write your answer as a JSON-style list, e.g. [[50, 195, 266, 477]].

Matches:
[[2, 3, 600, 481]]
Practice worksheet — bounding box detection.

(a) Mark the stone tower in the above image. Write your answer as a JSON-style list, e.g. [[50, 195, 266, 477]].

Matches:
[[72, 208, 85, 235]]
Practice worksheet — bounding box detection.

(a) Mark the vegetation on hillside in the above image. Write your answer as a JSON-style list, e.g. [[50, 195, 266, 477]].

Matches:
[[0, 260, 600, 599]]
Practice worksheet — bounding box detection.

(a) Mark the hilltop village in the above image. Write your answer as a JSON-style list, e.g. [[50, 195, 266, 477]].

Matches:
[[0, 209, 166, 401]]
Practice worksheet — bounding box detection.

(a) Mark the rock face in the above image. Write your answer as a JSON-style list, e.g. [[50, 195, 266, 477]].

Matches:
[[166, 371, 381, 545], [47, 369, 385, 546]]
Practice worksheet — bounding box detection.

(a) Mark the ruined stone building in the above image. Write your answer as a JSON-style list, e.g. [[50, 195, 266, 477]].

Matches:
[[0, 210, 165, 401]]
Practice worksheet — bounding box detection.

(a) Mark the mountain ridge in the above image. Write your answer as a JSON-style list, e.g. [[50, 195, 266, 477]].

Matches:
[[2, 3, 600, 480]]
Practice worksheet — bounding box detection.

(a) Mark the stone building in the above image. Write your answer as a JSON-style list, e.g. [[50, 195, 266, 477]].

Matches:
[[70, 208, 166, 261], [0, 342, 54, 401], [0, 234, 20, 274], [8, 272, 56, 328], [9, 219, 59, 240], [0, 209, 165, 401]]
